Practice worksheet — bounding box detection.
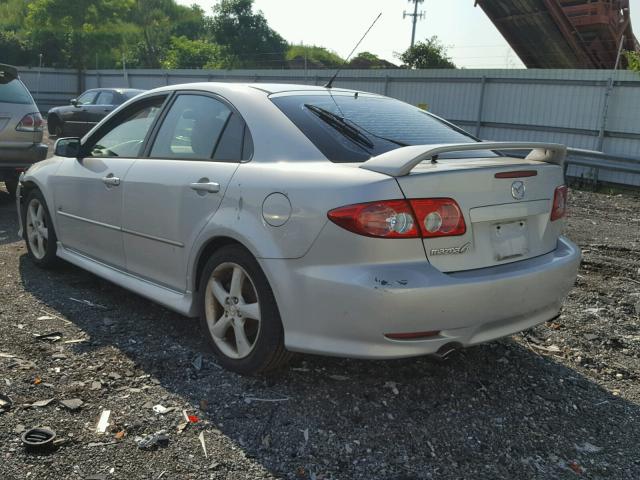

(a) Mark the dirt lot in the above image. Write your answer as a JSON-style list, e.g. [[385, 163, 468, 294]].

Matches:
[[0, 182, 639, 480]]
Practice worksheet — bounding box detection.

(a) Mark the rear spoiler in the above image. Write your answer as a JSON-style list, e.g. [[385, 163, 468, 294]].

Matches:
[[359, 142, 567, 177]]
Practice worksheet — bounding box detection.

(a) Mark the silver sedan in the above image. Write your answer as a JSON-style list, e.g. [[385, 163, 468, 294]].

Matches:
[[16, 83, 581, 374]]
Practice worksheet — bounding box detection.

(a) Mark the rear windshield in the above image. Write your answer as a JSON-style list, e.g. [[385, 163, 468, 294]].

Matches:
[[271, 93, 497, 162], [0, 77, 33, 105]]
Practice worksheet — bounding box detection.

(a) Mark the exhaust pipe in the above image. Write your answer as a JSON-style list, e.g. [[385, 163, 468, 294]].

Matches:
[[430, 342, 462, 361]]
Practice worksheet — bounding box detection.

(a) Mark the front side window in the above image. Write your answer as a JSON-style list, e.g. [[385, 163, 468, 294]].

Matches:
[[150, 94, 232, 160], [76, 91, 98, 105], [86, 96, 164, 158], [95, 91, 115, 105], [271, 93, 497, 162]]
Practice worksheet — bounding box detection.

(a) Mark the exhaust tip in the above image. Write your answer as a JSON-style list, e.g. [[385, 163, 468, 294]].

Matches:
[[430, 342, 462, 361]]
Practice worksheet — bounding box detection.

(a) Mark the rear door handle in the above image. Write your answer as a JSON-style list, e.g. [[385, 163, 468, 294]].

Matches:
[[190, 181, 220, 193], [102, 175, 120, 187]]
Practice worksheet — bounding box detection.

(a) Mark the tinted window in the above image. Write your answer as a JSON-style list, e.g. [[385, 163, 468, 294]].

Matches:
[[123, 90, 143, 101], [213, 113, 244, 161], [150, 94, 231, 160], [96, 91, 115, 105], [0, 77, 33, 105], [77, 91, 97, 105], [87, 97, 164, 158], [271, 93, 496, 162]]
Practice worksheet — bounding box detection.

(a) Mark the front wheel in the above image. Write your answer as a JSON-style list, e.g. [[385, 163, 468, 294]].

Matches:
[[48, 118, 63, 137], [199, 245, 292, 375], [23, 189, 59, 268]]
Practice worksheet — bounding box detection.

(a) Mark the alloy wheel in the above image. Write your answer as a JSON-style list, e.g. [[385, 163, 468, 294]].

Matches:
[[204, 262, 262, 359], [25, 198, 48, 260]]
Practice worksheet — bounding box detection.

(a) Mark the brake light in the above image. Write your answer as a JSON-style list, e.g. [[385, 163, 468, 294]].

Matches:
[[16, 112, 44, 132], [550, 185, 568, 221], [327, 200, 419, 238], [327, 198, 466, 239], [410, 198, 466, 238]]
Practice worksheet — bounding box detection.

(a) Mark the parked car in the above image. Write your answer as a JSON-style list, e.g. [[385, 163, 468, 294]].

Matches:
[[17, 83, 581, 374], [0, 63, 47, 198], [47, 88, 144, 137]]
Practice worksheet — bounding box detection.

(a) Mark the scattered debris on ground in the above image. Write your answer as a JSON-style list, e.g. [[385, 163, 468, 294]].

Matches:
[[0, 184, 639, 479]]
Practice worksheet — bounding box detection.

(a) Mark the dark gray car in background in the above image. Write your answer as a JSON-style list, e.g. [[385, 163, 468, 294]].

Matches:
[[0, 63, 47, 198], [47, 88, 144, 137]]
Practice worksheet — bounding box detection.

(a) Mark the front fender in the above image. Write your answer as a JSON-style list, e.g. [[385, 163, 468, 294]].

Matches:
[[19, 157, 64, 235]]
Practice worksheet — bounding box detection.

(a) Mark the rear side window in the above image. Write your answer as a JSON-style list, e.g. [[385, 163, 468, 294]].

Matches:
[[213, 113, 244, 161], [271, 93, 496, 162], [0, 77, 33, 105], [150, 94, 231, 160], [96, 91, 115, 105]]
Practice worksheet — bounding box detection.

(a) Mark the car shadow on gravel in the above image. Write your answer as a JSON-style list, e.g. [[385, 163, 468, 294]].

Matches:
[[0, 189, 21, 247], [14, 249, 640, 479]]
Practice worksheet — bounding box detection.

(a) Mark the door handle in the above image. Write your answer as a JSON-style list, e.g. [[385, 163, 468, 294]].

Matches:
[[102, 175, 121, 187], [190, 181, 220, 193]]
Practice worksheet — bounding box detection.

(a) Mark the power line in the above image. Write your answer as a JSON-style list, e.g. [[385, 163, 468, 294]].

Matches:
[[403, 0, 425, 48]]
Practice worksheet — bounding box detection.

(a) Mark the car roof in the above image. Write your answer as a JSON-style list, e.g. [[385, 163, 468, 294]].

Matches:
[[247, 83, 356, 95]]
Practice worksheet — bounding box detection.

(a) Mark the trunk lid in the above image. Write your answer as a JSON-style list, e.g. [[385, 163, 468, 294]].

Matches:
[[394, 157, 565, 272]]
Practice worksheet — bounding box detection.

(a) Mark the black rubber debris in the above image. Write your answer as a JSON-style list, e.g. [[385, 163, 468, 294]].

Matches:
[[21, 427, 57, 451]]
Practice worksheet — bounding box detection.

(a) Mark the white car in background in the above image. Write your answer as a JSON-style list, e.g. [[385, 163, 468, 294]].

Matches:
[[17, 83, 580, 374]]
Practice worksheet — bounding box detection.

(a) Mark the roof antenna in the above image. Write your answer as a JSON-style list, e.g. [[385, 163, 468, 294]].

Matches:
[[325, 12, 382, 89]]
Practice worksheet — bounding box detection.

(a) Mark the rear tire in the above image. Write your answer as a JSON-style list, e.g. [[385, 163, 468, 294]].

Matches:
[[23, 189, 59, 269], [198, 245, 292, 375]]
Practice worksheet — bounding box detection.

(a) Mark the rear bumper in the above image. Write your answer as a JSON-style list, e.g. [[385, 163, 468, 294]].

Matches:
[[0, 143, 48, 171], [262, 237, 581, 358]]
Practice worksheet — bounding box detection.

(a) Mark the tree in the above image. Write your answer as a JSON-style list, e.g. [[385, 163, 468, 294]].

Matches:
[[626, 51, 640, 72], [349, 51, 397, 69], [397, 36, 456, 69], [208, 0, 287, 68], [162, 36, 228, 69], [0, 30, 34, 66], [286, 45, 343, 69], [25, 0, 130, 70]]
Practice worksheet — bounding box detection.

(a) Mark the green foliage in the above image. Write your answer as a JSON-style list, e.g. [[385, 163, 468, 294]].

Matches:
[[286, 45, 343, 69], [1, 0, 395, 71], [349, 51, 396, 69], [626, 51, 640, 72], [208, 0, 288, 68], [397, 36, 456, 69], [0, 30, 35, 66], [162, 36, 228, 69], [25, 0, 131, 69]]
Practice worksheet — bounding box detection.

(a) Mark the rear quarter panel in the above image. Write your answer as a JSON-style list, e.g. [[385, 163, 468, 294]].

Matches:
[[187, 161, 403, 288]]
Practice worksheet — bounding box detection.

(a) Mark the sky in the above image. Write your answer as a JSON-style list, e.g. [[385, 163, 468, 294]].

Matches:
[[178, 0, 640, 69]]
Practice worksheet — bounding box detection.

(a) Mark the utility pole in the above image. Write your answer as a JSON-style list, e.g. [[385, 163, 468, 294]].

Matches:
[[403, 0, 425, 48]]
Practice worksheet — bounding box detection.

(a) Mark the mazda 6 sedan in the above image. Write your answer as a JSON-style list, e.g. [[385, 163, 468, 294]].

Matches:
[[16, 83, 581, 374]]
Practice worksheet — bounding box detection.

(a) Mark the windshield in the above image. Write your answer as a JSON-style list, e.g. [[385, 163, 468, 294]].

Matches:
[[0, 77, 33, 105], [271, 93, 497, 162]]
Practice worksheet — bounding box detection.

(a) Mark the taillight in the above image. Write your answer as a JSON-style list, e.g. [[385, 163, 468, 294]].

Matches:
[[327, 198, 466, 239], [410, 198, 466, 238], [16, 112, 44, 132], [327, 200, 419, 238], [550, 185, 568, 221]]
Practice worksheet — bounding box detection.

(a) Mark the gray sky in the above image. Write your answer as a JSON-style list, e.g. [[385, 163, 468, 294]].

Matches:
[[178, 0, 640, 68]]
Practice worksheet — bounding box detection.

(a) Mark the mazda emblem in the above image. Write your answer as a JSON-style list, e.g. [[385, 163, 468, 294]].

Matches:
[[511, 181, 525, 200]]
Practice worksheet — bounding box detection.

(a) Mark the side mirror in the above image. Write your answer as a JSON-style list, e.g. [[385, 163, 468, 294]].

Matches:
[[70, 98, 78, 107], [54, 137, 81, 158]]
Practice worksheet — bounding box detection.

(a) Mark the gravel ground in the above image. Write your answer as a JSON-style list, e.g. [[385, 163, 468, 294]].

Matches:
[[0, 179, 639, 479]]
